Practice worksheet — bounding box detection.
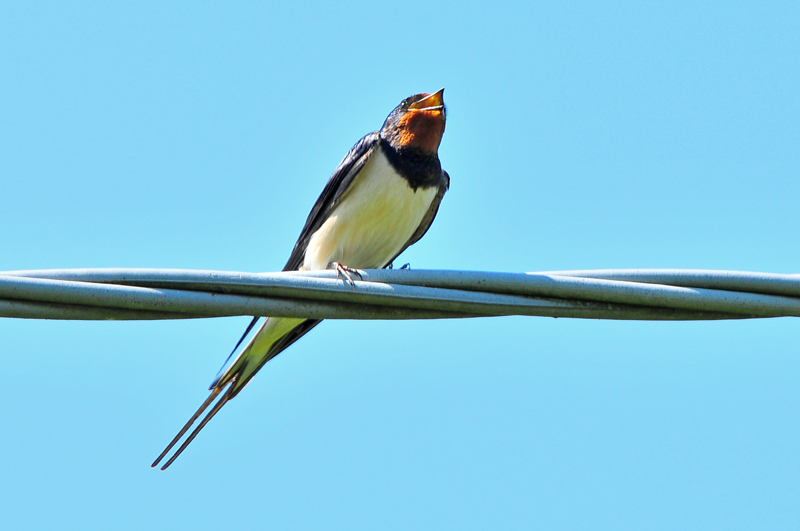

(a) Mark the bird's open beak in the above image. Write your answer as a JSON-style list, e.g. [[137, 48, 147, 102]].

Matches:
[[409, 88, 445, 111]]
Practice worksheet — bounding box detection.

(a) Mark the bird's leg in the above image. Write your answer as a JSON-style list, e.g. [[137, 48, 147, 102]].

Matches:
[[328, 261, 363, 289], [400, 263, 411, 270]]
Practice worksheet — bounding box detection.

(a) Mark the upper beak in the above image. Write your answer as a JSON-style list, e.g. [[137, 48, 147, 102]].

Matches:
[[409, 88, 445, 111]]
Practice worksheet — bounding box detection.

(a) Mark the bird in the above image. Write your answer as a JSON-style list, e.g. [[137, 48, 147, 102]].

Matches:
[[152, 89, 450, 469]]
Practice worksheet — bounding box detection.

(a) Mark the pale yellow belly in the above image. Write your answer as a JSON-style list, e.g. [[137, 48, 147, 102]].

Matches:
[[303, 150, 437, 271]]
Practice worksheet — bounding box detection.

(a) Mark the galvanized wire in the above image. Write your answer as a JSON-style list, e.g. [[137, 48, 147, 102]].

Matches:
[[0, 268, 798, 322]]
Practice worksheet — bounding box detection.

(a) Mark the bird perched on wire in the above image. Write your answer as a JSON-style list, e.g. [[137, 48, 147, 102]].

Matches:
[[152, 89, 450, 469]]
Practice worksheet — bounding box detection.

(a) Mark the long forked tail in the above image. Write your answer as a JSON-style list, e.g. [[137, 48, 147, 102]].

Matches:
[[151, 383, 234, 470], [152, 317, 323, 470]]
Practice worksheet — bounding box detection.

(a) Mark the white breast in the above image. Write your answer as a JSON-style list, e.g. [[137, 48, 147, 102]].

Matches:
[[303, 148, 438, 271]]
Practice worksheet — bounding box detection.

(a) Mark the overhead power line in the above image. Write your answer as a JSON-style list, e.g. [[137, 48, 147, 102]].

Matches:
[[1, 268, 799, 323]]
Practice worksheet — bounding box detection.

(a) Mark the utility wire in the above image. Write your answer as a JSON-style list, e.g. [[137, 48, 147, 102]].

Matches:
[[1, 268, 798, 322]]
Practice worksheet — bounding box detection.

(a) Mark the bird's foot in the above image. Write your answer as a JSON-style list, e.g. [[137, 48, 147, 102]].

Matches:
[[399, 263, 411, 270], [328, 262, 363, 289]]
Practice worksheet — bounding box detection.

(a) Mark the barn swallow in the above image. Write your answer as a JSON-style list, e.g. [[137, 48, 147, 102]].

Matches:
[[152, 89, 449, 469]]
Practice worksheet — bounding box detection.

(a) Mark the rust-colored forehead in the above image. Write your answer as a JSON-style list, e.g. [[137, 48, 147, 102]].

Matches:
[[402, 92, 432, 109]]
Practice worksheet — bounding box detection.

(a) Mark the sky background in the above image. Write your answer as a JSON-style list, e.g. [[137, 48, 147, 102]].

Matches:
[[1, 1, 799, 529]]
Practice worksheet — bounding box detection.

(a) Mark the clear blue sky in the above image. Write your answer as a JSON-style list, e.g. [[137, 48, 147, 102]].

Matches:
[[2, 1, 799, 529]]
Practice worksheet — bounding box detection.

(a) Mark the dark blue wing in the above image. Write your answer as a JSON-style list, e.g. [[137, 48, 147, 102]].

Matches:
[[212, 133, 380, 391], [282, 132, 380, 271]]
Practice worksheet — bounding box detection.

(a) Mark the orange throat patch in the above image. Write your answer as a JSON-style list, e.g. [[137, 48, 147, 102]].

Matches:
[[397, 110, 445, 152]]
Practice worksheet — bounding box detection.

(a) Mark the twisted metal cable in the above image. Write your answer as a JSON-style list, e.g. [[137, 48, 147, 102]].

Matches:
[[0, 268, 799, 322]]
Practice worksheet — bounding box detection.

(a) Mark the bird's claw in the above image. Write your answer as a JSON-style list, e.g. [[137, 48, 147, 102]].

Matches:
[[399, 263, 411, 270], [329, 262, 363, 289]]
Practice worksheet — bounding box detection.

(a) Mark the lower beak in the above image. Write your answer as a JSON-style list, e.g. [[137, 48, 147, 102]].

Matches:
[[409, 88, 445, 111]]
